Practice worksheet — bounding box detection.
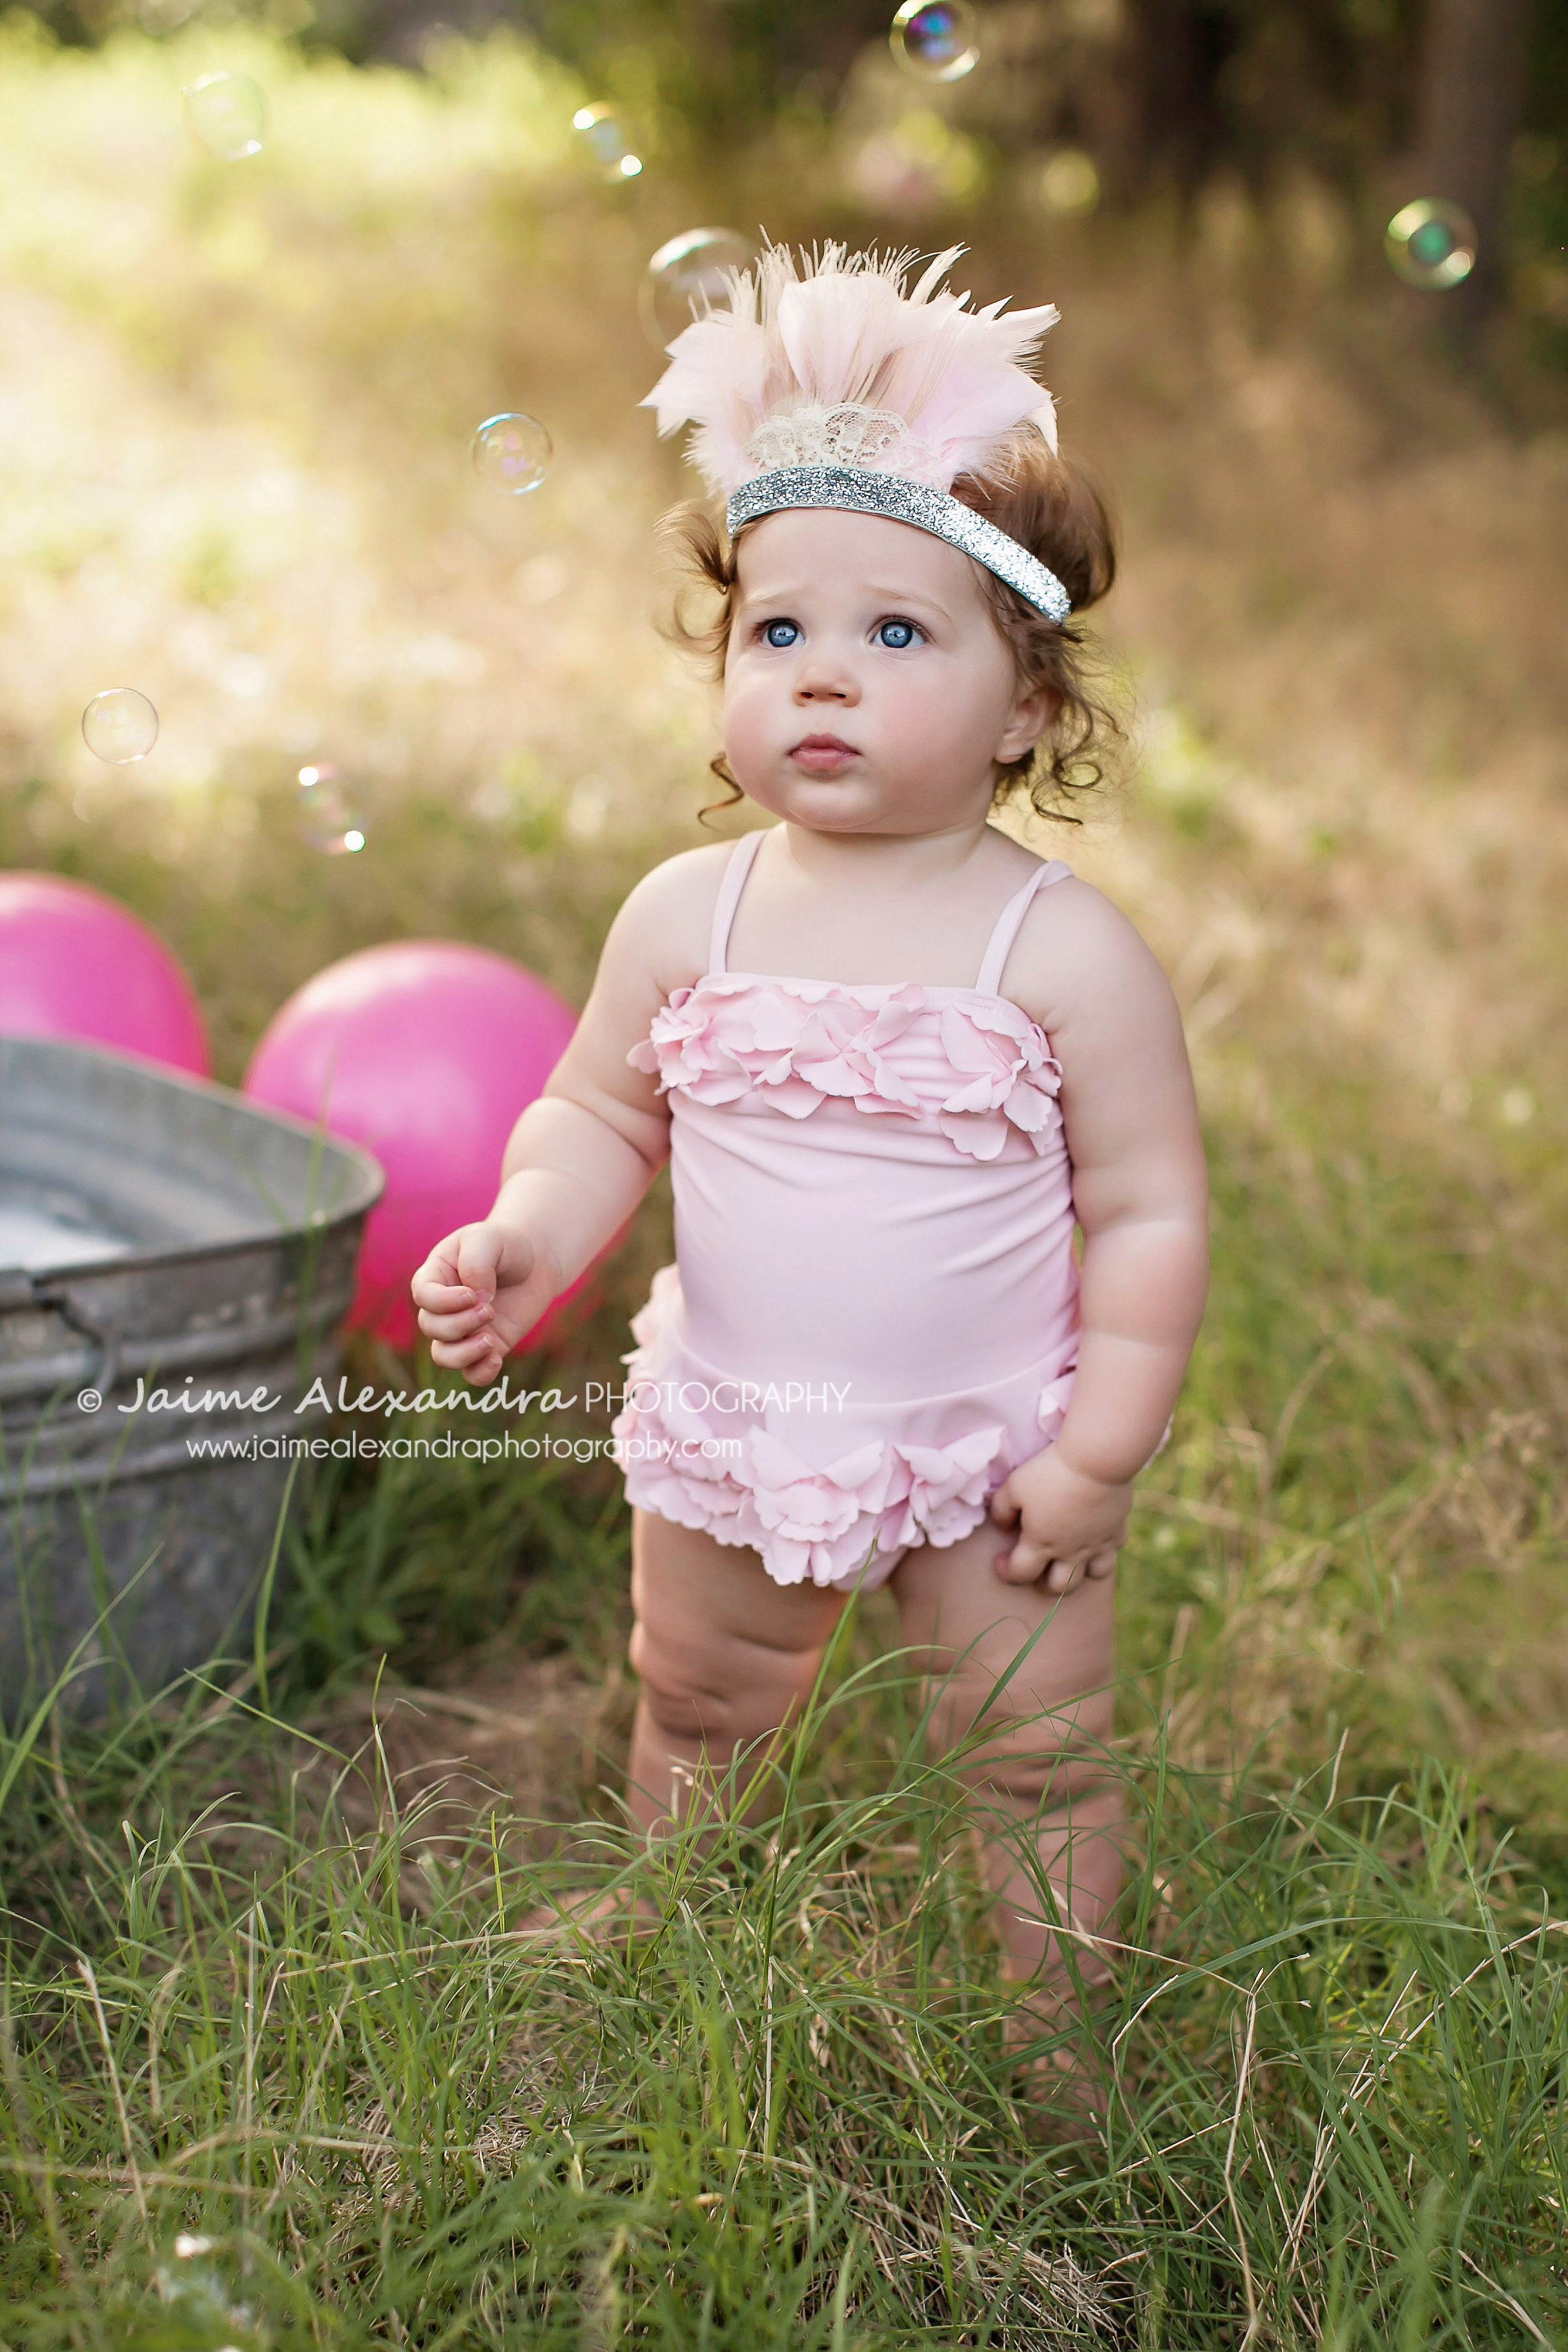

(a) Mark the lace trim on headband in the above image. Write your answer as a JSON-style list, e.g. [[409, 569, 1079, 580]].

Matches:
[[744, 404, 943, 485]]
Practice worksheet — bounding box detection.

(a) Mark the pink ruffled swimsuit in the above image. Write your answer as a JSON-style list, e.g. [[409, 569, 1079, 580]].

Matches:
[[610, 829, 1080, 1593]]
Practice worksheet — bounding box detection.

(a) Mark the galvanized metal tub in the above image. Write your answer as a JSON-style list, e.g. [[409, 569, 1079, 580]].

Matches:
[[1, 1033, 386, 1715]]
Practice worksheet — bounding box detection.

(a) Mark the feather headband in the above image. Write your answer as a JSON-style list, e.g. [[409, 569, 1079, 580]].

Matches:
[[641, 240, 1071, 621]]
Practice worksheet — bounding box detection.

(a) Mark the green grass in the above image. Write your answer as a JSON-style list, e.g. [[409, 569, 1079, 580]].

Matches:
[[3, 1627, 1566, 2347], [4, 1078, 1566, 2347]]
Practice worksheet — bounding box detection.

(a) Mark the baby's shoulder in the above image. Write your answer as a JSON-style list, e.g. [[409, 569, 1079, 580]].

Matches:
[[1007, 870, 1176, 1042], [604, 836, 743, 996]]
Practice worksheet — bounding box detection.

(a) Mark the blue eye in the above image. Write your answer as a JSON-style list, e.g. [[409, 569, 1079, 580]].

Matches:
[[877, 619, 918, 649], [764, 619, 799, 648]]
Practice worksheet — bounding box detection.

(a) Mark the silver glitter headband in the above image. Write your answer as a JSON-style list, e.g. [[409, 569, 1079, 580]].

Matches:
[[725, 466, 1072, 624]]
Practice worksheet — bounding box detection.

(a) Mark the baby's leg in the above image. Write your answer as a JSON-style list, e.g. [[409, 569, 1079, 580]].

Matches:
[[626, 1509, 846, 1838], [891, 1527, 1122, 2017]]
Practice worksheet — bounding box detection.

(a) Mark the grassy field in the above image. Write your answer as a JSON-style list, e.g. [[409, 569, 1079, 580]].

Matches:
[[2, 21, 1567, 2346]]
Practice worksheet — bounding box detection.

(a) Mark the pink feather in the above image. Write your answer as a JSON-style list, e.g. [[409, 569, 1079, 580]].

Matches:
[[639, 240, 1060, 496]]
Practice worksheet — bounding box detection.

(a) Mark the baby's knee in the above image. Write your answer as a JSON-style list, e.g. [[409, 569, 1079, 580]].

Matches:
[[629, 1617, 720, 1740], [629, 1615, 817, 1748], [980, 1744, 1122, 1816], [937, 1686, 1118, 1810]]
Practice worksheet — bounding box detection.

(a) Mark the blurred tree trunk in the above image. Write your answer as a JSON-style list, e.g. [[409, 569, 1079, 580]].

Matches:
[[1419, 0, 1531, 344], [1122, 0, 1241, 201]]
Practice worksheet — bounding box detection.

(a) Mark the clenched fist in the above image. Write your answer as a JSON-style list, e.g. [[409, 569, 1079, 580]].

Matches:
[[409, 1220, 561, 1384], [989, 1445, 1131, 1593]]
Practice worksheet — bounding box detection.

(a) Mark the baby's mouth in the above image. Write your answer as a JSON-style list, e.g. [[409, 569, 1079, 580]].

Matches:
[[790, 734, 859, 772]]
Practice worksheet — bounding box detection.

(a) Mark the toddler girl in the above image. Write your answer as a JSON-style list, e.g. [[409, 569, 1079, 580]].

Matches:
[[411, 243, 1209, 2065]]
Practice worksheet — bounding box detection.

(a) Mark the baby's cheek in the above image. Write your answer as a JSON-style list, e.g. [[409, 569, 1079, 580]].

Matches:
[[876, 683, 971, 790], [719, 678, 774, 775]]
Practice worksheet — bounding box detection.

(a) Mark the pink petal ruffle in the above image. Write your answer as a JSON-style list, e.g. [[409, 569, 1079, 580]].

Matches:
[[935, 999, 1063, 1161], [608, 1272, 1064, 1591], [628, 975, 1061, 1155]]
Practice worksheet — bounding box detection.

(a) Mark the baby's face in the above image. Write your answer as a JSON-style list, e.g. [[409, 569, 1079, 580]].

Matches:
[[721, 508, 1045, 837]]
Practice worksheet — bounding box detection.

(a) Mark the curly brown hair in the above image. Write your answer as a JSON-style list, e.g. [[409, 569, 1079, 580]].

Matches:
[[659, 429, 1122, 827]]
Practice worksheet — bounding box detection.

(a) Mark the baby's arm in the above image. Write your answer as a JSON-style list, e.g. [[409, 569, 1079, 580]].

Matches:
[[410, 852, 714, 1382], [990, 883, 1209, 1589]]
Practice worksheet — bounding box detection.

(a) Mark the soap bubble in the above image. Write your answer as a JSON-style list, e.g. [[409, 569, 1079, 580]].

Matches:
[[639, 227, 750, 349], [889, 0, 979, 83], [1385, 198, 1476, 291], [471, 412, 552, 495], [297, 765, 366, 856], [1038, 149, 1100, 217], [181, 72, 267, 162], [572, 105, 643, 181], [81, 689, 158, 763]]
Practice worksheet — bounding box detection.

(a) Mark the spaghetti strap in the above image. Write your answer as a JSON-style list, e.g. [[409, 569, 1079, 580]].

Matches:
[[707, 829, 769, 975], [973, 860, 1073, 998]]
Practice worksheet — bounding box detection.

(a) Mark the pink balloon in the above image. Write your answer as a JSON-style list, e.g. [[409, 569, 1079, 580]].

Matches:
[[0, 871, 211, 1076], [243, 941, 583, 1350]]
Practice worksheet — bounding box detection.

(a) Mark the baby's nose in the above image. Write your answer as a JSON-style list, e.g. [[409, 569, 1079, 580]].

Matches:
[[796, 666, 858, 703]]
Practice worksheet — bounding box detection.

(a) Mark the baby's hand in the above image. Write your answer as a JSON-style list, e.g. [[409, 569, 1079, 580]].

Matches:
[[409, 1221, 560, 1385], [989, 1446, 1133, 1593]]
